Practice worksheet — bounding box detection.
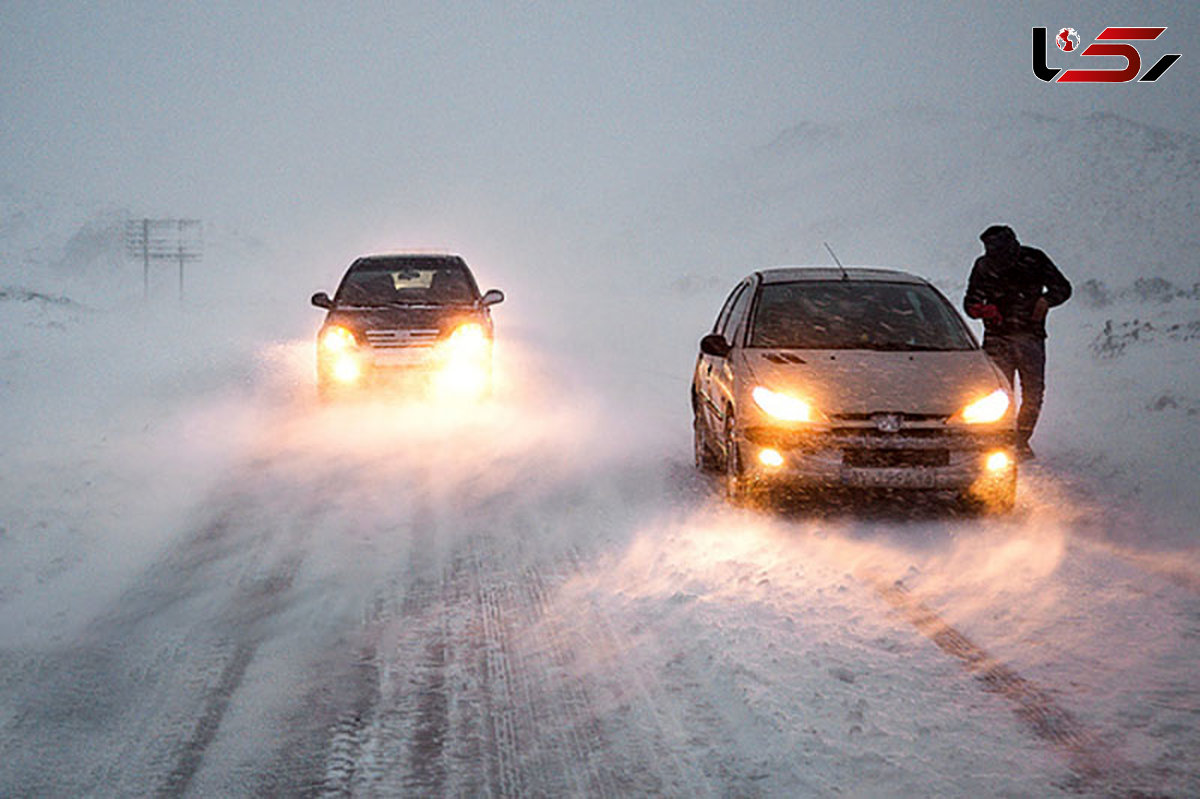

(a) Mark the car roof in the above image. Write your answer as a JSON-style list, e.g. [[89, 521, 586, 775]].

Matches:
[[756, 266, 930, 285], [350, 253, 467, 269]]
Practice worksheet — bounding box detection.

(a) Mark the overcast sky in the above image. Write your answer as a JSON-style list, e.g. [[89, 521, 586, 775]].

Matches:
[[2, 1, 1196, 246]]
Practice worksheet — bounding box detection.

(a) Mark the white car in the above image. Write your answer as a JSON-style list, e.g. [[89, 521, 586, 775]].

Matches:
[[691, 267, 1017, 511]]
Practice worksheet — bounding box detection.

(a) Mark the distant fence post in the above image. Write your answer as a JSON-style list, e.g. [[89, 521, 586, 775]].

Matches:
[[142, 218, 150, 299], [124, 218, 203, 301]]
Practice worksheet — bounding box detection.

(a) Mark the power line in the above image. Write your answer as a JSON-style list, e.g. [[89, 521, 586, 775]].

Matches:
[[124, 218, 203, 301]]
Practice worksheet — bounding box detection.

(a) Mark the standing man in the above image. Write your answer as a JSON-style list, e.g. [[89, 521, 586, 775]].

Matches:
[[964, 225, 1072, 460]]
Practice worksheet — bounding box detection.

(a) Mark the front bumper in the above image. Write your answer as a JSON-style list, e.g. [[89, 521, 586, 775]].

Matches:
[[738, 424, 1015, 492], [318, 346, 491, 398]]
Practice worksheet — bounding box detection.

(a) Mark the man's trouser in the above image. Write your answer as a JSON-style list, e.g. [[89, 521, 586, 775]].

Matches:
[[982, 333, 1046, 446]]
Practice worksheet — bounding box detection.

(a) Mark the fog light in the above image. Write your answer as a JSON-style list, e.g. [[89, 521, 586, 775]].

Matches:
[[985, 450, 1012, 472], [331, 354, 361, 383], [434, 361, 488, 398], [758, 447, 784, 468]]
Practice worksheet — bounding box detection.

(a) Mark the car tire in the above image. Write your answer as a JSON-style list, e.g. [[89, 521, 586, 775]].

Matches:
[[724, 416, 755, 504], [954, 492, 985, 515], [317, 377, 345, 404], [957, 474, 1016, 515], [992, 474, 1017, 514], [693, 412, 720, 472]]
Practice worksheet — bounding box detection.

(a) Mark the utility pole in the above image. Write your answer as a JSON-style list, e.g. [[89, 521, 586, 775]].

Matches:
[[125, 218, 202, 301], [142, 218, 150, 299]]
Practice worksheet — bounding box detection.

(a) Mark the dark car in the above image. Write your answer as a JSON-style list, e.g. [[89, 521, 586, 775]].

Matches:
[[692, 267, 1017, 511], [311, 253, 503, 399]]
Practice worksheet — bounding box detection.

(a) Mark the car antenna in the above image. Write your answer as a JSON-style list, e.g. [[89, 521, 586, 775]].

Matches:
[[823, 242, 850, 280]]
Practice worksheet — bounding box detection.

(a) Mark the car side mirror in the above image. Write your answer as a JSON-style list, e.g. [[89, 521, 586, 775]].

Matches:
[[311, 292, 334, 309], [480, 289, 505, 307], [700, 333, 731, 358]]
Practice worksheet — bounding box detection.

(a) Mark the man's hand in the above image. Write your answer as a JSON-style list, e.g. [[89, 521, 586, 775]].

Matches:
[[966, 303, 1003, 324], [1031, 297, 1050, 323]]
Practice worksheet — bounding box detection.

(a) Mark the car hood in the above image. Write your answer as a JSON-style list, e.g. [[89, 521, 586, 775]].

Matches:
[[325, 305, 481, 335], [742, 349, 1006, 417]]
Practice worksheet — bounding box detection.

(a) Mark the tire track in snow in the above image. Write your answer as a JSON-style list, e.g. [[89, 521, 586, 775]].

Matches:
[[313, 519, 687, 794], [555, 544, 716, 797], [317, 644, 381, 798], [519, 562, 621, 797], [0, 465, 319, 797], [864, 573, 1169, 798], [316, 476, 470, 797], [304, 454, 743, 796], [155, 639, 257, 798], [1083, 540, 1200, 596], [468, 535, 623, 798], [400, 529, 452, 797], [156, 553, 304, 797], [473, 549, 527, 797]]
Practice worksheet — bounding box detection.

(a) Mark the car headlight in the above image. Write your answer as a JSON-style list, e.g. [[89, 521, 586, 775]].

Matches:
[[320, 325, 358, 353], [318, 325, 363, 384], [434, 322, 491, 398], [752, 386, 819, 422], [957, 389, 1010, 424], [441, 322, 489, 360]]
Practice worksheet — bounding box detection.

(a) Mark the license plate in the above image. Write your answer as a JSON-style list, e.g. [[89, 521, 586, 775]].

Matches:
[[841, 467, 938, 488], [372, 348, 432, 367]]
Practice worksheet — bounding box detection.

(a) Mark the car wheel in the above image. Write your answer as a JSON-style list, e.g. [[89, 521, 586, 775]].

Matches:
[[724, 417, 754, 504], [992, 473, 1017, 514], [957, 472, 1016, 515], [954, 492, 985, 516], [317, 377, 344, 404], [693, 412, 720, 472]]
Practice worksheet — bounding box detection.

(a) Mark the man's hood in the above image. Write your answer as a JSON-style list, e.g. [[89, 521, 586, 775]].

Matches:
[[741, 349, 1007, 417]]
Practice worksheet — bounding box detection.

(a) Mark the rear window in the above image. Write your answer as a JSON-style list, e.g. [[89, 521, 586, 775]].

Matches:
[[749, 280, 974, 351], [335, 258, 478, 306]]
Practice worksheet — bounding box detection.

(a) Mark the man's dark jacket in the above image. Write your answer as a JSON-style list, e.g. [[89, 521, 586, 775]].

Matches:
[[963, 246, 1072, 338]]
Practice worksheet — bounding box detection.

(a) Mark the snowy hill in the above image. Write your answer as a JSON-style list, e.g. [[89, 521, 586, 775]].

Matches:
[[596, 109, 1198, 297], [0, 187, 274, 313]]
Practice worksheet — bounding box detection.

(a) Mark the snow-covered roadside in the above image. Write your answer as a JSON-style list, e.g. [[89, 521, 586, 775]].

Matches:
[[1041, 282, 1200, 542], [0, 292, 290, 644]]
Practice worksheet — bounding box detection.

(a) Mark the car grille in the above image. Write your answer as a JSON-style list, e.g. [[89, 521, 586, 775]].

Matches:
[[744, 425, 1012, 451], [843, 449, 950, 468], [829, 412, 948, 423], [363, 328, 440, 349], [831, 428, 949, 439]]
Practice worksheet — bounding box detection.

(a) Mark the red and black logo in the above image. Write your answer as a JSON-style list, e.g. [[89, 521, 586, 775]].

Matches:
[[1034, 27, 1180, 83]]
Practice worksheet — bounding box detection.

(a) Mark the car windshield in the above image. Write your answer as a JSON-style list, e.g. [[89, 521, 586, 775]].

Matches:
[[335, 260, 477, 306], [749, 280, 974, 351]]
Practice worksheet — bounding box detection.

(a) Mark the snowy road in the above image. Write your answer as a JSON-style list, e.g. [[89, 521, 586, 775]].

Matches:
[[1, 364, 1196, 798], [3, 23, 1200, 795]]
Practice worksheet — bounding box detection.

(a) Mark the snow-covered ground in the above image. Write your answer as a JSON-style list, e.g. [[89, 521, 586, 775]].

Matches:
[[1, 110, 1197, 796]]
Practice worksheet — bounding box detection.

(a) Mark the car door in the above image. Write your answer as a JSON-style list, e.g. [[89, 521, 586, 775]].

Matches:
[[710, 277, 757, 430], [696, 281, 747, 434]]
